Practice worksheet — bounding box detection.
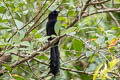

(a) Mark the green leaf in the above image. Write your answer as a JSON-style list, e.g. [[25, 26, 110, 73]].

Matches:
[[49, 5, 58, 11], [12, 35, 21, 43], [38, 36, 49, 43], [7, 0, 13, 1], [0, 41, 11, 47], [0, 25, 11, 30], [109, 58, 119, 70], [12, 55, 19, 61], [86, 51, 93, 57], [0, 17, 8, 23], [20, 41, 30, 46], [12, 74, 24, 80], [6, 48, 18, 54], [23, 10, 28, 15], [68, 10, 76, 16], [93, 64, 103, 80], [18, 3, 24, 7], [0, 6, 5, 13], [19, 30, 25, 40], [55, 21, 61, 35], [88, 54, 96, 63], [73, 38, 83, 56], [62, 27, 76, 35], [15, 19, 23, 29], [3, 64, 12, 72], [96, 36, 105, 45]]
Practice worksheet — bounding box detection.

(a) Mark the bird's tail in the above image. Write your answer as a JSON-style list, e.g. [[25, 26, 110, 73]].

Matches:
[[49, 44, 60, 76]]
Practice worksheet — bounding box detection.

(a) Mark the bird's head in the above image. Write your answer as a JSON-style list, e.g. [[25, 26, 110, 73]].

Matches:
[[48, 11, 59, 20]]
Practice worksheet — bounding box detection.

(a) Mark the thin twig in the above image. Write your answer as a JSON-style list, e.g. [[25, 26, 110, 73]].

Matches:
[[7, 0, 48, 42], [25, 0, 56, 35], [31, 0, 64, 33], [88, 0, 110, 5], [82, 8, 120, 18], [19, 0, 48, 30], [1, 0, 120, 77], [98, 1, 120, 27], [3, 0, 18, 29], [67, 0, 92, 28], [26, 61, 39, 79], [0, 35, 64, 76]]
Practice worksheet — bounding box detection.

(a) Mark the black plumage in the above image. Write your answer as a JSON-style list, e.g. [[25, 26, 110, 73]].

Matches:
[[46, 11, 60, 76]]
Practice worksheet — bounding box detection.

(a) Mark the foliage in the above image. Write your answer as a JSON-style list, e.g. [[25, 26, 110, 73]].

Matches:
[[0, 0, 120, 80]]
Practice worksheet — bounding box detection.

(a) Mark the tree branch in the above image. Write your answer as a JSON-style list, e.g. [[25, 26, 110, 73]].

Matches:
[[82, 8, 120, 18], [67, 0, 92, 28], [98, 1, 120, 27], [0, 35, 64, 76], [25, 0, 56, 36], [88, 0, 110, 5], [1, 0, 120, 77], [7, 0, 48, 42]]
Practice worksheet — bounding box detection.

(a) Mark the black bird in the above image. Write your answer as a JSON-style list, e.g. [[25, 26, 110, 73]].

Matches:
[[46, 11, 60, 76]]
